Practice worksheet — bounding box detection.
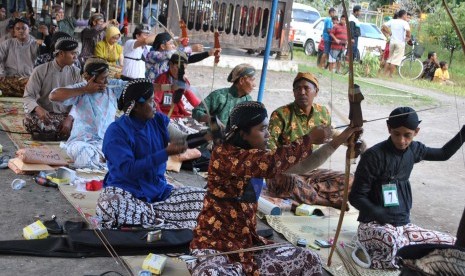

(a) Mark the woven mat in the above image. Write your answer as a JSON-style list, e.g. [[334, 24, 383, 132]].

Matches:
[[265, 212, 399, 276], [0, 97, 66, 153], [59, 172, 189, 275]]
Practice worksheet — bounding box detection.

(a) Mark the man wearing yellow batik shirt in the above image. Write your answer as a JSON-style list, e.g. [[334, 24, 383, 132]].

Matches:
[[266, 72, 364, 210]]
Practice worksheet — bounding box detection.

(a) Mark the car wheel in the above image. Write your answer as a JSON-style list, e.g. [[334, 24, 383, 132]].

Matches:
[[304, 39, 316, 56]]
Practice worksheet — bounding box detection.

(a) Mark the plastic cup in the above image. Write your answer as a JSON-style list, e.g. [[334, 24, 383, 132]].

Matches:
[[11, 179, 26, 190]]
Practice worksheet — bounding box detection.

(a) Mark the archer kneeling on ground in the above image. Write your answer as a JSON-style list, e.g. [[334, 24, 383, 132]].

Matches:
[[349, 107, 465, 269]]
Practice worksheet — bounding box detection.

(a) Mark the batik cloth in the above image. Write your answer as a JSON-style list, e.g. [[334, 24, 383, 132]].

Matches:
[[264, 169, 352, 210], [358, 221, 456, 269], [0, 76, 28, 97], [23, 112, 70, 141], [96, 186, 205, 229], [266, 102, 348, 208], [188, 246, 322, 276], [190, 135, 317, 275]]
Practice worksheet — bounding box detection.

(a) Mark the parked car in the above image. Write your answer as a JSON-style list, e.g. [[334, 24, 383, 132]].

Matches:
[[301, 17, 386, 59], [290, 3, 321, 47]]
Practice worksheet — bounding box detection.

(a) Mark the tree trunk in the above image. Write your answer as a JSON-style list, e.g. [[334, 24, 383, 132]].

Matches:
[[449, 47, 455, 67]]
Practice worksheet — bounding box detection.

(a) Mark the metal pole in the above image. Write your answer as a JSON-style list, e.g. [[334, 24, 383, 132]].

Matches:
[[105, 0, 109, 21], [257, 0, 278, 102], [114, 0, 118, 20], [119, 0, 124, 25], [148, 0, 153, 25]]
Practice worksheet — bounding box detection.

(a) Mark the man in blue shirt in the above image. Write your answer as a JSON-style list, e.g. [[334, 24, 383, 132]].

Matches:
[[319, 7, 336, 69]]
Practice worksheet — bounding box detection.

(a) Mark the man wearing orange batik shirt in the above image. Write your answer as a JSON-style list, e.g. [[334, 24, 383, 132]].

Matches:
[[266, 72, 365, 210]]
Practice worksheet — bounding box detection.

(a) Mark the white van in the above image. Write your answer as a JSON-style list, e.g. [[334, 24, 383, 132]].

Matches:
[[291, 3, 321, 47]]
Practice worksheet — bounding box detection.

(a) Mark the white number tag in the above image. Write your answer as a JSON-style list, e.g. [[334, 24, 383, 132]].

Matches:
[[382, 183, 399, 207], [163, 93, 172, 106]]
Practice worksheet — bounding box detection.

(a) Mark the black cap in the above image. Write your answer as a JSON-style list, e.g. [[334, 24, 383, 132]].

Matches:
[[387, 107, 421, 130], [353, 5, 362, 12]]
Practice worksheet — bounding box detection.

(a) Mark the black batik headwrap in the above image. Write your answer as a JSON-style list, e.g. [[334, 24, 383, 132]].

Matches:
[[83, 58, 109, 77], [54, 37, 79, 55], [118, 79, 154, 115], [50, 31, 71, 53], [387, 106, 421, 130], [225, 101, 268, 142], [152, 32, 172, 51]]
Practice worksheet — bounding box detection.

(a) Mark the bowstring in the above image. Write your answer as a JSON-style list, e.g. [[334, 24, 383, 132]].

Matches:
[[452, 78, 465, 168]]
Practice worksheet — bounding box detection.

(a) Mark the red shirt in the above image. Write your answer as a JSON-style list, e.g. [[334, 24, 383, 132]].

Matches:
[[330, 23, 348, 50], [154, 71, 201, 118]]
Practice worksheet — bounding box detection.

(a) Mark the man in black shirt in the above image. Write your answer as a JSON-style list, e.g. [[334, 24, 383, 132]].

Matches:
[[420, 51, 440, 81], [349, 107, 464, 269]]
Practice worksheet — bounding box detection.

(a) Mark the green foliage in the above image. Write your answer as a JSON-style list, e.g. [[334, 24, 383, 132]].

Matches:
[[424, 2, 465, 58], [354, 53, 380, 78]]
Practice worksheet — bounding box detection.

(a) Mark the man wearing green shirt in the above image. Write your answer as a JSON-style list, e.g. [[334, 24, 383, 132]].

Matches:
[[192, 63, 255, 125], [266, 72, 361, 210]]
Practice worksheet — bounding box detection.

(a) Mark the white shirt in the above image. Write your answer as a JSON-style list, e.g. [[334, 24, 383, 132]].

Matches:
[[121, 39, 147, 79], [384, 19, 410, 43], [349, 14, 360, 26]]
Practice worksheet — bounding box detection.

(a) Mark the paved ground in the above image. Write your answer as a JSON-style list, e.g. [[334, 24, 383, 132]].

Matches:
[[0, 60, 464, 275]]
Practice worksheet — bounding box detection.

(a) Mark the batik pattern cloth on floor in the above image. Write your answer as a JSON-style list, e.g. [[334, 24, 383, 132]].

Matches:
[[188, 246, 322, 276], [0, 76, 28, 97], [23, 112, 70, 141], [265, 169, 352, 209], [96, 186, 205, 229], [358, 221, 457, 269]]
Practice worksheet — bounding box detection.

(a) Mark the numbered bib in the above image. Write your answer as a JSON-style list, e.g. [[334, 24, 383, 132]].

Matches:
[[382, 183, 399, 207], [163, 93, 172, 106]]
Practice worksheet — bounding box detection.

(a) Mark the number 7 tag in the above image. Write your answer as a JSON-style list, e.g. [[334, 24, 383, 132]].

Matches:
[[382, 183, 399, 207]]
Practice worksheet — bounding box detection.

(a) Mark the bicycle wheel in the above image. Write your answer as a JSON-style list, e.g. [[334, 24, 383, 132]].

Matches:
[[398, 58, 424, 80]]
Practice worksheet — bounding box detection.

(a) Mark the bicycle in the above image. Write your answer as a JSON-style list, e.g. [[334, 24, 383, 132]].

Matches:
[[398, 37, 425, 80]]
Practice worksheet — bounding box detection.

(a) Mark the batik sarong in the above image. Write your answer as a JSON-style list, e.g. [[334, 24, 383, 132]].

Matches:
[[0, 76, 28, 97], [188, 246, 322, 276], [61, 140, 105, 170], [358, 221, 457, 269], [265, 169, 352, 210], [23, 112, 70, 141], [96, 186, 205, 229]]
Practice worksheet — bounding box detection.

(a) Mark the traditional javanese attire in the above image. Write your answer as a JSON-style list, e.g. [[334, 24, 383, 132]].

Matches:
[[192, 85, 252, 125], [349, 129, 465, 269], [23, 59, 82, 140], [0, 36, 39, 97], [189, 101, 321, 276], [96, 112, 205, 229], [266, 101, 350, 209]]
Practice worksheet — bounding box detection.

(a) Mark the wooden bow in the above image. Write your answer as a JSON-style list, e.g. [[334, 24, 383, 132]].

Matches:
[[214, 31, 221, 64], [327, 0, 364, 266], [442, 0, 465, 247], [442, 0, 465, 54], [180, 19, 189, 47]]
